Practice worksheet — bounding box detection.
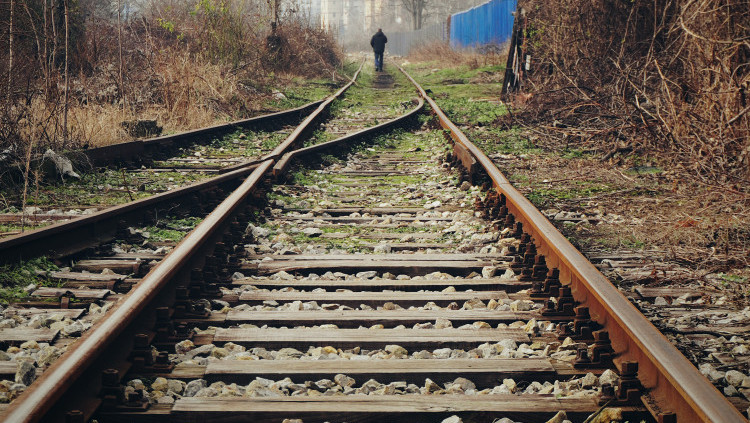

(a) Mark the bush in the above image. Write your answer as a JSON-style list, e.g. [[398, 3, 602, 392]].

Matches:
[[513, 0, 750, 186]]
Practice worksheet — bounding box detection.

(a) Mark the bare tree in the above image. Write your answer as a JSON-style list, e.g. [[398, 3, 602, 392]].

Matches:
[[51, 0, 59, 88], [8, 0, 14, 100], [401, 0, 429, 30], [22, 0, 46, 83], [118, 0, 125, 113], [63, 0, 69, 144]]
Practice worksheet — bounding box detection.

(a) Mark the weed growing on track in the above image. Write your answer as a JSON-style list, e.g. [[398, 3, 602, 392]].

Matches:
[[142, 216, 203, 243], [304, 130, 337, 148], [13, 170, 205, 209], [402, 61, 507, 128], [269, 78, 341, 110], [0, 258, 61, 305], [337, 67, 416, 120], [466, 128, 541, 156]]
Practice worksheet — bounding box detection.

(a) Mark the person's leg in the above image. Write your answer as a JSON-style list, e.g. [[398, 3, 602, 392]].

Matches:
[[375, 52, 383, 71]]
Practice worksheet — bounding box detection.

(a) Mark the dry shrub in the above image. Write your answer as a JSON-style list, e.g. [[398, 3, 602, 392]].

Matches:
[[408, 41, 508, 70], [513, 0, 750, 189], [273, 23, 342, 78], [408, 42, 466, 65], [0, 0, 342, 160]]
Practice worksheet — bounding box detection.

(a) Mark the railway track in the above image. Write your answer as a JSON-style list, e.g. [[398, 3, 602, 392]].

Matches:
[[0, 77, 351, 239], [0, 62, 745, 423], [0, 62, 366, 262]]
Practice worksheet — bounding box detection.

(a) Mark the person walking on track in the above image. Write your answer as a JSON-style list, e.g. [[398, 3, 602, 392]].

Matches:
[[370, 29, 388, 72]]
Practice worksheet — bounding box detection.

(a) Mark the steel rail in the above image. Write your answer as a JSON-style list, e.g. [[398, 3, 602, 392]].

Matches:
[[0, 61, 365, 265], [265, 62, 364, 159], [397, 63, 746, 423]]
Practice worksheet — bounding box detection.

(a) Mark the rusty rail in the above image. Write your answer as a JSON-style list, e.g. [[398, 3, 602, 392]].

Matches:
[[72, 101, 323, 168], [397, 63, 746, 423], [265, 63, 364, 159]]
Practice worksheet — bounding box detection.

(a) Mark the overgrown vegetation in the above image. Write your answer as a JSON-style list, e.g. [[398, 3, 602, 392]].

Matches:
[[404, 47, 508, 126], [142, 215, 202, 242], [512, 0, 750, 188], [0, 0, 342, 159], [407, 42, 507, 70], [0, 257, 60, 304]]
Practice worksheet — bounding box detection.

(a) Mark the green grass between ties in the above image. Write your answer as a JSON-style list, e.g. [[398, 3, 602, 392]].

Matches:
[[141, 216, 203, 243], [0, 257, 62, 305]]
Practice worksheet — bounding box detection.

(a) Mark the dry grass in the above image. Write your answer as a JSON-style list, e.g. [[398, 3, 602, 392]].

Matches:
[[408, 42, 467, 65], [498, 152, 750, 273], [18, 51, 298, 149], [407, 41, 508, 70], [0, 6, 342, 157]]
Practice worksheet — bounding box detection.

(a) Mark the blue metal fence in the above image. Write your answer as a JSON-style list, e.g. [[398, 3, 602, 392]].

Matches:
[[450, 0, 517, 49]]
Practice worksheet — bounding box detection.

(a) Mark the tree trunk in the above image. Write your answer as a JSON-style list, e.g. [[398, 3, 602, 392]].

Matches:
[[51, 0, 58, 97], [118, 0, 125, 113], [22, 0, 46, 82], [8, 0, 14, 100], [63, 0, 69, 145], [403, 0, 427, 30], [43, 0, 49, 96], [417, 0, 423, 30]]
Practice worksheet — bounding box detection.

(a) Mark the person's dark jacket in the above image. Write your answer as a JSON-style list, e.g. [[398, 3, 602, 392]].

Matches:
[[370, 31, 388, 53]]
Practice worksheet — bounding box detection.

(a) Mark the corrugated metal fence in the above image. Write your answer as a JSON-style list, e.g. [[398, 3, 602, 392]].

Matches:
[[450, 0, 517, 49], [388, 22, 447, 56], [384, 0, 517, 56]]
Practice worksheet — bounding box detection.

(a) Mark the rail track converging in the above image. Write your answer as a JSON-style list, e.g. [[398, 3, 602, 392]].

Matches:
[[0, 60, 744, 423]]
